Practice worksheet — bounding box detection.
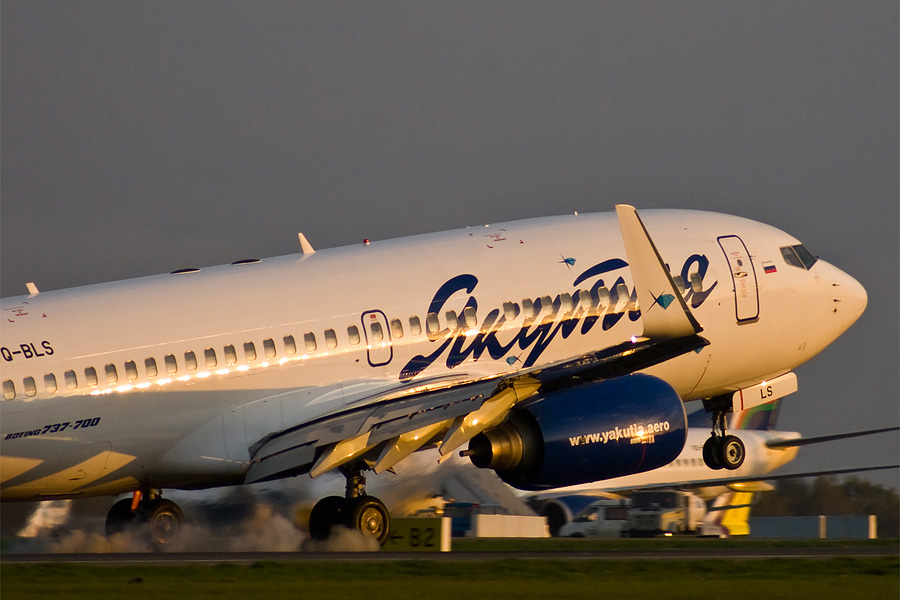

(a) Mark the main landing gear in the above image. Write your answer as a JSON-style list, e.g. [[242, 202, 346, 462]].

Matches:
[[701, 396, 746, 471], [308, 462, 391, 546], [105, 490, 184, 550]]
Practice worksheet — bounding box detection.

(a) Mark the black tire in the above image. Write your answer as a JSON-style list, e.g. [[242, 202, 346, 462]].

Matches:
[[309, 496, 347, 540], [144, 498, 184, 548], [345, 496, 391, 546], [105, 498, 138, 538], [702, 437, 723, 470], [718, 435, 745, 470]]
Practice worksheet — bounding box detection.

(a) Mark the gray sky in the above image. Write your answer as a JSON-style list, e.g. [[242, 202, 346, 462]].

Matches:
[[2, 2, 897, 490]]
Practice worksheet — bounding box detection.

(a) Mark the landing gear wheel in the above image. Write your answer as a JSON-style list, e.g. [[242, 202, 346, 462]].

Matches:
[[105, 498, 139, 537], [718, 435, 745, 470], [145, 498, 184, 548], [345, 496, 390, 546], [309, 495, 347, 540], [702, 437, 723, 470]]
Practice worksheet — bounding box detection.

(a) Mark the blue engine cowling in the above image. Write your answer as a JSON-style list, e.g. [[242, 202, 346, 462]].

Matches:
[[464, 374, 686, 490]]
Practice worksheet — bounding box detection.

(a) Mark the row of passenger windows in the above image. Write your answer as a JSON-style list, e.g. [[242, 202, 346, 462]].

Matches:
[[2, 277, 703, 401], [4, 334, 314, 400]]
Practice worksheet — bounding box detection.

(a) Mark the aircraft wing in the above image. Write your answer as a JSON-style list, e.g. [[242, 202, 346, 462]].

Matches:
[[599, 463, 899, 494], [246, 331, 708, 484], [245, 205, 707, 484], [765, 426, 899, 448]]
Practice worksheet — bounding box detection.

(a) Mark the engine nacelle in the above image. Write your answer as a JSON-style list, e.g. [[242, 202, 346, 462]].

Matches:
[[464, 374, 686, 490]]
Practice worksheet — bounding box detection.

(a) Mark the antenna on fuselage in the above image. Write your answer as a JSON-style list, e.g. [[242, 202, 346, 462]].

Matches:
[[297, 233, 315, 255], [26, 282, 39, 296]]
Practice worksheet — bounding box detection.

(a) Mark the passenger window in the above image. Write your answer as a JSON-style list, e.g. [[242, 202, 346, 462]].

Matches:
[[348, 326, 361, 345], [224, 345, 237, 365], [614, 284, 629, 310], [64, 370, 78, 390], [2, 380, 15, 400], [105, 363, 118, 384], [283, 336, 297, 356], [577, 290, 592, 310], [522, 299, 535, 319], [243, 342, 257, 361], [204, 348, 217, 367], [409, 316, 422, 336], [145, 358, 158, 378], [165, 354, 178, 374], [426, 313, 440, 334], [44, 373, 58, 393], [445, 310, 458, 330], [184, 351, 198, 371], [125, 360, 138, 381], [370, 321, 384, 342], [390, 319, 404, 339], [689, 273, 703, 293], [325, 329, 338, 349], [560, 293, 573, 314], [672, 275, 686, 295], [304, 332, 317, 352], [540, 295, 553, 314], [596, 286, 610, 310], [463, 306, 477, 328], [503, 302, 519, 321], [85, 367, 99, 387], [263, 338, 276, 359], [23, 377, 36, 397]]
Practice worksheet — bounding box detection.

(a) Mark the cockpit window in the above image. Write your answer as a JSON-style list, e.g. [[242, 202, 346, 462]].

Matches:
[[793, 244, 818, 269], [780, 244, 818, 270]]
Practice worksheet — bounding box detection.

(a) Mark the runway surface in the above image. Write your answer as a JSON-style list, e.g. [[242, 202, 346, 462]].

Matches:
[[3, 545, 897, 564]]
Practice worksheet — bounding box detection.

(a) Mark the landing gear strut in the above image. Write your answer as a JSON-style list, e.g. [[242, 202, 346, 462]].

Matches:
[[105, 490, 184, 549], [701, 396, 745, 471], [308, 462, 391, 546]]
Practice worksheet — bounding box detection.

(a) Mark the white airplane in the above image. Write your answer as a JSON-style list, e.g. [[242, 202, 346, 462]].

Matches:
[[0, 205, 867, 547]]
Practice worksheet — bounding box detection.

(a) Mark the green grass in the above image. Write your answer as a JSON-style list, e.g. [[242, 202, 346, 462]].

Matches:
[[450, 536, 899, 552], [2, 557, 898, 600]]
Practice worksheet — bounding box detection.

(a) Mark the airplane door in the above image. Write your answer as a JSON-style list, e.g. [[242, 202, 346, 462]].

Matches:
[[361, 310, 393, 367], [717, 235, 759, 323]]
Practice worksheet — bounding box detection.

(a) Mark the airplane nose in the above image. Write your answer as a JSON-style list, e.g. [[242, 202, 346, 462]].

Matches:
[[833, 270, 867, 326]]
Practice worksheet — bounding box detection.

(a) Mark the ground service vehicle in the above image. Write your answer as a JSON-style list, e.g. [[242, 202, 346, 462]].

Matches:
[[625, 490, 706, 536], [558, 498, 630, 538]]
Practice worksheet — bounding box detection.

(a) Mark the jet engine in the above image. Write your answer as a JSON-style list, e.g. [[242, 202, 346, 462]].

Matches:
[[463, 374, 686, 490]]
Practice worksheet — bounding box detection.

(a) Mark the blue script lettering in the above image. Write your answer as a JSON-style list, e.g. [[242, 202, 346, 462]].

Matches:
[[399, 256, 716, 380]]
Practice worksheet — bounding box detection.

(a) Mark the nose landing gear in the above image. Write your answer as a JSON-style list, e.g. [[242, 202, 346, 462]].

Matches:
[[702, 396, 746, 471], [308, 463, 391, 546]]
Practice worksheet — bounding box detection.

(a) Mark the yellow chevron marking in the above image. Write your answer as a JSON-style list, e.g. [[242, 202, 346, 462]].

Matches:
[[5, 450, 136, 496], [0, 456, 44, 484]]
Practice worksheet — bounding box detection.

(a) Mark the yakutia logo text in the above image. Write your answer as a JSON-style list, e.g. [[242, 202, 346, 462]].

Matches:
[[399, 254, 716, 380]]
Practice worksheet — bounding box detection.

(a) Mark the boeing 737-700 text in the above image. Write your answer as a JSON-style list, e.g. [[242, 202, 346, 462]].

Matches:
[[0, 206, 867, 547]]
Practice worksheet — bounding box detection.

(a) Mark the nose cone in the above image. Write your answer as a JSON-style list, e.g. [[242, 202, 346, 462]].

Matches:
[[815, 260, 867, 336], [836, 269, 868, 326]]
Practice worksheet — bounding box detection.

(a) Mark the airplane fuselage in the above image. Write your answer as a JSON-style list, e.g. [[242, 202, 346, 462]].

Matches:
[[0, 209, 866, 501]]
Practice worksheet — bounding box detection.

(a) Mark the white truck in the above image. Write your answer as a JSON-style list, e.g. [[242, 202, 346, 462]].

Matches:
[[624, 490, 706, 537], [557, 499, 631, 538]]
